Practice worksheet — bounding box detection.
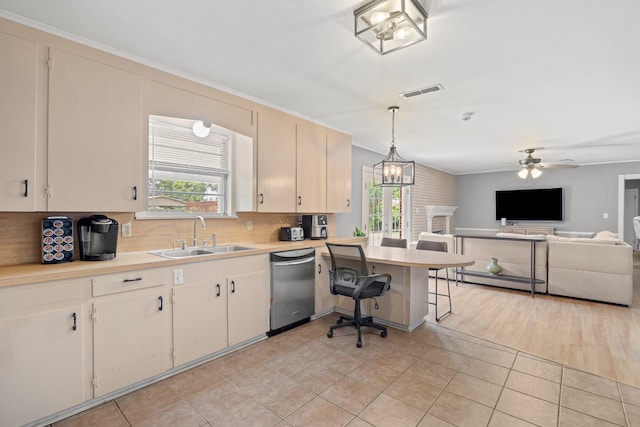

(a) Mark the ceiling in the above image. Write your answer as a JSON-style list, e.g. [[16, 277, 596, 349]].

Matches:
[[2, 0, 640, 175]]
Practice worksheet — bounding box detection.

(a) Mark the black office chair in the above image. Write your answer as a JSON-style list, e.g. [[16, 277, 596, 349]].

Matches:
[[325, 243, 392, 348], [380, 237, 408, 248], [416, 240, 452, 321]]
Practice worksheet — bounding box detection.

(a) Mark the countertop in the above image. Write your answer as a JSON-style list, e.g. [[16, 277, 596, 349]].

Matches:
[[0, 237, 367, 289]]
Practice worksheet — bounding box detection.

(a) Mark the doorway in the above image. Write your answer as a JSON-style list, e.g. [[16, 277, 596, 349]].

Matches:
[[617, 174, 640, 248]]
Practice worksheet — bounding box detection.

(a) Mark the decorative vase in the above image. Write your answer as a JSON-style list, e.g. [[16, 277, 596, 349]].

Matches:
[[487, 258, 502, 275]]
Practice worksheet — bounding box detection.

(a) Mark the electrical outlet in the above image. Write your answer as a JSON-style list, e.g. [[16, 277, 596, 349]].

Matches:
[[247, 220, 253, 231], [173, 269, 183, 285], [121, 222, 132, 237]]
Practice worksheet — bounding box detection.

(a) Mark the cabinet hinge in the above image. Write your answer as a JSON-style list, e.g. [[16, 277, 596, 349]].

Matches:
[[44, 184, 53, 198], [91, 374, 98, 389], [172, 349, 177, 361], [91, 307, 98, 322], [45, 57, 54, 71]]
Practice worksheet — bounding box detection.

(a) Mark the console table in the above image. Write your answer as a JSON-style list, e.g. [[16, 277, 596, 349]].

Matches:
[[454, 233, 546, 298]]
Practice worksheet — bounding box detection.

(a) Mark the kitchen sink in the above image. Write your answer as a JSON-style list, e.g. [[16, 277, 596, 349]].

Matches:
[[150, 245, 255, 259]]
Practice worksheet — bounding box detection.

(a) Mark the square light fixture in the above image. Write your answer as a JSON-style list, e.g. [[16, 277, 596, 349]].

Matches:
[[354, 0, 428, 55]]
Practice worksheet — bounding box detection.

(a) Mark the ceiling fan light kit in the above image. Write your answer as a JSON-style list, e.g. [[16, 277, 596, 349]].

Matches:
[[354, 0, 428, 55], [373, 106, 416, 187]]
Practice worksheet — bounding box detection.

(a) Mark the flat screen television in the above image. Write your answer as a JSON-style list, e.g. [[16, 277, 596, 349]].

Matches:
[[495, 187, 563, 222]]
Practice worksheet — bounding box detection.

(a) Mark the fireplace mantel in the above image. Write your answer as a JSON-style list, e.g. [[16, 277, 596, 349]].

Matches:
[[425, 205, 458, 234]]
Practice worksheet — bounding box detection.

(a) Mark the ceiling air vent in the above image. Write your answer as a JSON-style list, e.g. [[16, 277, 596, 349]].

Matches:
[[400, 84, 444, 99]]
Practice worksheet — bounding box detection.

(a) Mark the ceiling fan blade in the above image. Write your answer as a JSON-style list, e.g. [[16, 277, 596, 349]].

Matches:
[[539, 163, 579, 169]]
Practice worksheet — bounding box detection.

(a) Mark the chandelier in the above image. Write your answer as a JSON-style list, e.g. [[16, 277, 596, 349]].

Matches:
[[373, 106, 415, 187], [354, 0, 428, 55]]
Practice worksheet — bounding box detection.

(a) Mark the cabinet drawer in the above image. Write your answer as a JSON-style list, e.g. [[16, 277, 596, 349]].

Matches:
[[92, 268, 168, 297]]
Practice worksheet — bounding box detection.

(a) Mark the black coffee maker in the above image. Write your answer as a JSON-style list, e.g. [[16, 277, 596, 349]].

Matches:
[[77, 215, 119, 261]]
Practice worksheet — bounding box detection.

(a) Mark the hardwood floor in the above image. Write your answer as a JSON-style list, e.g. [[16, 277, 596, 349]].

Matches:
[[426, 264, 640, 388]]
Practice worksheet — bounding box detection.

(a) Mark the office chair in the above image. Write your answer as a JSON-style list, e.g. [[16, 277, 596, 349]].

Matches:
[[325, 243, 392, 348], [416, 240, 452, 321], [633, 216, 640, 251], [380, 237, 408, 248]]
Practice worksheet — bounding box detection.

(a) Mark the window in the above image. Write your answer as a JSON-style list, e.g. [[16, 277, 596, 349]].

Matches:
[[148, 115, 231, 216]]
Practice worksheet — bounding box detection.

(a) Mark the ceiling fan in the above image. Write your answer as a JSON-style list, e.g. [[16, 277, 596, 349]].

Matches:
[[517, 148, 578, 179]]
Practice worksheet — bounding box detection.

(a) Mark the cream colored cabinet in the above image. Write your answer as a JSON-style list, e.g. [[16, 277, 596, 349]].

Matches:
[[369, 263, 410, 325], [0, 277, 91, 427], [296, 124, 327, 213], [91, 269, 171, 397], [0, 31, 39, 211], [47, 48, 141, 211], [256, 109, 297, 212], [172, 265, 227, 366], [228, 270, 269, 346], [314, 251, 335, 314], [326, 130, 352, 213]]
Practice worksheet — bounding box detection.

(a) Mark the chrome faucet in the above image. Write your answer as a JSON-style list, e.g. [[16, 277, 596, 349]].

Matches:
[[193, 216, 205, 247]]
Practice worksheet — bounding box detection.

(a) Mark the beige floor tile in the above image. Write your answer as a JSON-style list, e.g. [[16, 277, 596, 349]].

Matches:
[[428, 391, 493, 427], [488, 410, 538, 426], [434, 335, 479, 356], [347, 360, 401, 391], [227, 363, 288, 396], [512, 353, 562, 383], [471, 344, 517, 369], [388, 336, 432, 357], [286, 396, 354, 427], [346, 417, 374, 426], [163, 365, 225, 398], [208, 398, 281, 427], [359, 393, 426, 427], [131, 400, 206, 427], [366, 346, 420, 373], [114, 381, 181, 424], [560, 386, 626, 426], [620, 383, 640, 406], [320, 376, 380, 414], [559, 406, 621, 426], [563, 367, 620, 401], [417, 413, 456, 426], [186, 380, 250, 421], [625, 402, 640, 426], [205, 351, 261, 378], [53, 401, 128, 427], [255, 376, 316, 418], [445, 372, 502, 407], [495, 388, 558, 427], [404, 357, 457, 388], [421, 346, 469, 370], [291, 362, 343, 394], [265, 349, 315, 376], [384, 373, 443, 411], [479, 340, 518, 354], [442, 328, 482, 344], [315, 347, 365, 375], [505, 370, 560, 404], [458, 357, 510, 386]]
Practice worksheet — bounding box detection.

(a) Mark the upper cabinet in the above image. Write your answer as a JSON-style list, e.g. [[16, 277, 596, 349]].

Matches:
[[47, 48, 142, 211], [296, 124, 327, 213], [326, 130, 352, 213], [0, 32, 38, 211]]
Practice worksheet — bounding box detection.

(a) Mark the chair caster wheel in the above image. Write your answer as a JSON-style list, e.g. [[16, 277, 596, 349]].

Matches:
[[327, 331, 333, 338], [336, 319, 343, 324], [357, 340, 362, 348], [381, 330, 387, 338]]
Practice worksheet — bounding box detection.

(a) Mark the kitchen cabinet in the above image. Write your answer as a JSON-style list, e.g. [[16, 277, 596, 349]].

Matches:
[[47, 48, 141, 211], [369, 263, 411, 325], [91, 269, 171, 397], [256, 109, 297, 212], [0, 278, 90, 427], [326, 130, 352, 213], [0, 31, 39, 211], [227, 269, 269, 345], [314, 251, 336, 314], [172, 266, 227, 366], [296, 124, 327, 213]]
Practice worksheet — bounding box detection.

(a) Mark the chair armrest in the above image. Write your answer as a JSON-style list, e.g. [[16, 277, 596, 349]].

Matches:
[[353, 273, 392, 299]]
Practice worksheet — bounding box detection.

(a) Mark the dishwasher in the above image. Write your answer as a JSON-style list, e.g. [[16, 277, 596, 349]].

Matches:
[[268, 248, 316, 336]]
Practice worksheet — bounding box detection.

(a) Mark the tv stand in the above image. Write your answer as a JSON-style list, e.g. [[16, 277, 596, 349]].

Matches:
[[500, 225, 554, 235]]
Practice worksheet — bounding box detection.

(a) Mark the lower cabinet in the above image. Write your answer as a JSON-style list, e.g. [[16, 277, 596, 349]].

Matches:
[[227, 270, 268, 346]]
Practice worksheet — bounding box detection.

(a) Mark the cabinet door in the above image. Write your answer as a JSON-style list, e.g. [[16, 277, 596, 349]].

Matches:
[[47, 48, 141, 211], [256, 110, 296, 212], [93, 288, 169, 397], [0, 32, 38, 211], [326, 131, 352, 213], [296, 125, 327, 213], [369, 263, 408, 325], [173, 278, 227, 367], [227, 270, 268, 346], [0, 306, 84, 427], [315, 252, 336, 314]]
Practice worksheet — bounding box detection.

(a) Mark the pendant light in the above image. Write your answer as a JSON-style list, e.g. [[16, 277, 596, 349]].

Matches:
[[373, 106, 415, 187]]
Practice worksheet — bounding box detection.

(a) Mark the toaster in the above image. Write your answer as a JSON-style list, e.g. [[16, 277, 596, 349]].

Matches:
[[279, 226, 304, 241]]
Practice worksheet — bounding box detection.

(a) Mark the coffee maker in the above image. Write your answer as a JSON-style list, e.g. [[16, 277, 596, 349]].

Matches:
[[301, 215, 328, 239], [77, 215, 119, 261]]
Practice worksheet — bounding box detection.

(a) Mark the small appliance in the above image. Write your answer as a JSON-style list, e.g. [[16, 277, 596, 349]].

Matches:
[[77, 215, 119, 261], [301, 215, 328, 239], [279, 226, 304, 241]]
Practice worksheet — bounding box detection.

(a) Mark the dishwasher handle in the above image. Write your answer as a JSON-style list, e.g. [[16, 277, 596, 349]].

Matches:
[[271, 256, 315, 267]]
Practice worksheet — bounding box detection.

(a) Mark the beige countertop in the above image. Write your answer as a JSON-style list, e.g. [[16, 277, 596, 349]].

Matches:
[[320, 245, 475, 269], [0, 237, 367, 289]]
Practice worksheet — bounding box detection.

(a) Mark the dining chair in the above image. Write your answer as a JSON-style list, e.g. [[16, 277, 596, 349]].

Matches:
[[380, 237, 408, 248]]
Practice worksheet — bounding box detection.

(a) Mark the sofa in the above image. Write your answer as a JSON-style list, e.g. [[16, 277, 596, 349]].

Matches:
[[547, 231, 633, 306]]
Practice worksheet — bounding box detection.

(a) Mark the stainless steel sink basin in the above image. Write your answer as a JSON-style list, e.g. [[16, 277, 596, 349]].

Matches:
[[150, 245, 255, 259]]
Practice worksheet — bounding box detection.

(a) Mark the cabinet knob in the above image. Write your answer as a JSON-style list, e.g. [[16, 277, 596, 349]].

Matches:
[[259, 193, 264, 204], [318, 263, 322, 274], [158, 296, 164, 311], [347, 198, 350, 207], [216, 283, 221, 297], [24, 179, 28, 197], [72, 312, 77, 331], [298, 196, 302, 206], [231, 280, 236, 294], [133, 185, 138, 201]]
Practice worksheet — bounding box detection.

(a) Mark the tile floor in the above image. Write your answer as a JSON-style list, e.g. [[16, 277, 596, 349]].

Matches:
[[53, 313, 640, 427]]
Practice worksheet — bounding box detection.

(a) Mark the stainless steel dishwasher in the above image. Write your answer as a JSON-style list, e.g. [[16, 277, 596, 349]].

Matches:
[[268, 248, 316, 336]]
